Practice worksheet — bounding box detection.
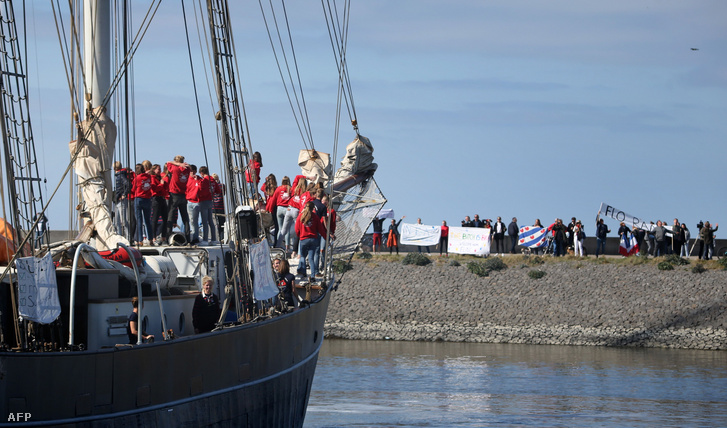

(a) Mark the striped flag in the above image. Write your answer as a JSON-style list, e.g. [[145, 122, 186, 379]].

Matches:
[[619, 232, 640, 257], [519, 226, 547, 249]]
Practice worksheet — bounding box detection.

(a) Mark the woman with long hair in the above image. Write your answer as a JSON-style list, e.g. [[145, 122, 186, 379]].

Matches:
[[271, 176, 292, 248], [262, 173, 278, 237], [149, 163, 169, 245], [245, 151, 263, 196], [295, 201, 326, 280], [281, 175, 311, 258], [276, 259, 296, 309]]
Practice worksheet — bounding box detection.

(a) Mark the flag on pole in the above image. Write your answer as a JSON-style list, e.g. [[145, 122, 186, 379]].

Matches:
[[618, 232, 639, 257], [518, 226, 547, 249]]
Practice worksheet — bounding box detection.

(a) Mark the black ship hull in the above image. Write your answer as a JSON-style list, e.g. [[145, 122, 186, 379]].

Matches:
[[0, 288, 330, 427]]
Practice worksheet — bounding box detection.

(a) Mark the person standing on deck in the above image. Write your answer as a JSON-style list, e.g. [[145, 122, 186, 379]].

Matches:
[[165, 155, 191, 241], [192, 276, 221, 334], [186, 165, 201, 244]]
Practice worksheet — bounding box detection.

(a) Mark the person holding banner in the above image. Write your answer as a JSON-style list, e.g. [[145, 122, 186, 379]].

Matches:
[[371, 217, 385, 253], [653, 221, 667, 257], [416, 218, 431, 253], [439, 220, 449, 256], [387, 216, 405, 254]]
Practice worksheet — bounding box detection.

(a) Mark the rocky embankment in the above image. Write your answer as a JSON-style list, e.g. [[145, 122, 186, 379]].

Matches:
[[325, 257, 727, 350]]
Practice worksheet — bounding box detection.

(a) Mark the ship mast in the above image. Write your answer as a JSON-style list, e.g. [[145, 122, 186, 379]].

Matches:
[[83, 0, 110, 114], [67, 0, 125, 251]]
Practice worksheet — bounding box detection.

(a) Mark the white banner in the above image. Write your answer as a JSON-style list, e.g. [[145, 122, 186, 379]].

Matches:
[[448, 227, 491, 256], [16, 253, 61, 324], [249, 240, 279, 301], [598, 203, 655, 232], [400, 223, 441, 246]]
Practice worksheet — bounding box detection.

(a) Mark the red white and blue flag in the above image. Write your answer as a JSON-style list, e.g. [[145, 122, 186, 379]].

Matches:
[[518, 226, 547, 249], [619, 232, 639, 257]]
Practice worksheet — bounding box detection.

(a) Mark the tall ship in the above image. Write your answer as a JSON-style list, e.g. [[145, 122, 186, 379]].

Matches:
[[0, 1, 385, 426]]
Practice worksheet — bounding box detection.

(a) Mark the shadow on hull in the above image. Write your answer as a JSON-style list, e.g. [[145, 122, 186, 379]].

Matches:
[[0, 289, 331, 427]]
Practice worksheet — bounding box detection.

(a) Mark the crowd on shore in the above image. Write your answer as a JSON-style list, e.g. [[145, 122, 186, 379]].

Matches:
[[112, 151, 336, 282], [367, 212, 720, 260], [453, 215, 719, 260]]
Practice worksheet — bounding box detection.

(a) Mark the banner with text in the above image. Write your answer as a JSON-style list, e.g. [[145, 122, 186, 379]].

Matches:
[[598, 203, 655, 232], [400, 223, 441, 246], [448, 227, 491, 256], [16, 253, 61, 324]]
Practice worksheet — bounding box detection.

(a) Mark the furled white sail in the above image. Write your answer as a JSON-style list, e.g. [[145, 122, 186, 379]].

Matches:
[[69, 106, 129, 251], [298, 149, 332, 184], [333, 134, 377, 183]]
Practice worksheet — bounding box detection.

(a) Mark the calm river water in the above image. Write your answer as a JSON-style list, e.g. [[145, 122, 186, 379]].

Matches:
[[304, 339, 727, 427]]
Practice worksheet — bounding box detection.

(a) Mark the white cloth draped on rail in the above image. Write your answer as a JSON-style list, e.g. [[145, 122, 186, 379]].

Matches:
[[250, 240, 279, 301], [16, 253, 61, 324]]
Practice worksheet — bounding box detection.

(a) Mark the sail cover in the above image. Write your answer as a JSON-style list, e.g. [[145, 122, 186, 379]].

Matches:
[[333, 135, 377, 183], [298, 150, 332, 184], [69, 106, 129, 251]]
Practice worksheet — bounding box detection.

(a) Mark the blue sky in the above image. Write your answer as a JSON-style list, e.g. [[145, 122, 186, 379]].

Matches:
[[20, 1, 727, 234]]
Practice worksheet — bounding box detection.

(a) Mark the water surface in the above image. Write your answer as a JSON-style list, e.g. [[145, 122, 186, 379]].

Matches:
[[305, 339, 727, 427]]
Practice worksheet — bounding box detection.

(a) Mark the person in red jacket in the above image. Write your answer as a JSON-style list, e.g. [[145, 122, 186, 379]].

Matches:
[[197, 166, 216, 244], [165, 155, 191, 241], [245, 151, 262, 197], [295, 201, 327, 280], [270, 176, 292, 248], [185, 165, 201, 244], [439, 220, 449, 256], [149, 164, 169, 245], [211, 173, 225, 241], [281, 175, 311, 258], [132, 161, 153, 245], [261, 174, 278, 239]]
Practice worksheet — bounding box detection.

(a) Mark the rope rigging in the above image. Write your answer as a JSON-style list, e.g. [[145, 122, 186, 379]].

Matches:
[[321, 0, 358, 133], [258, 0, 317, 152]]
